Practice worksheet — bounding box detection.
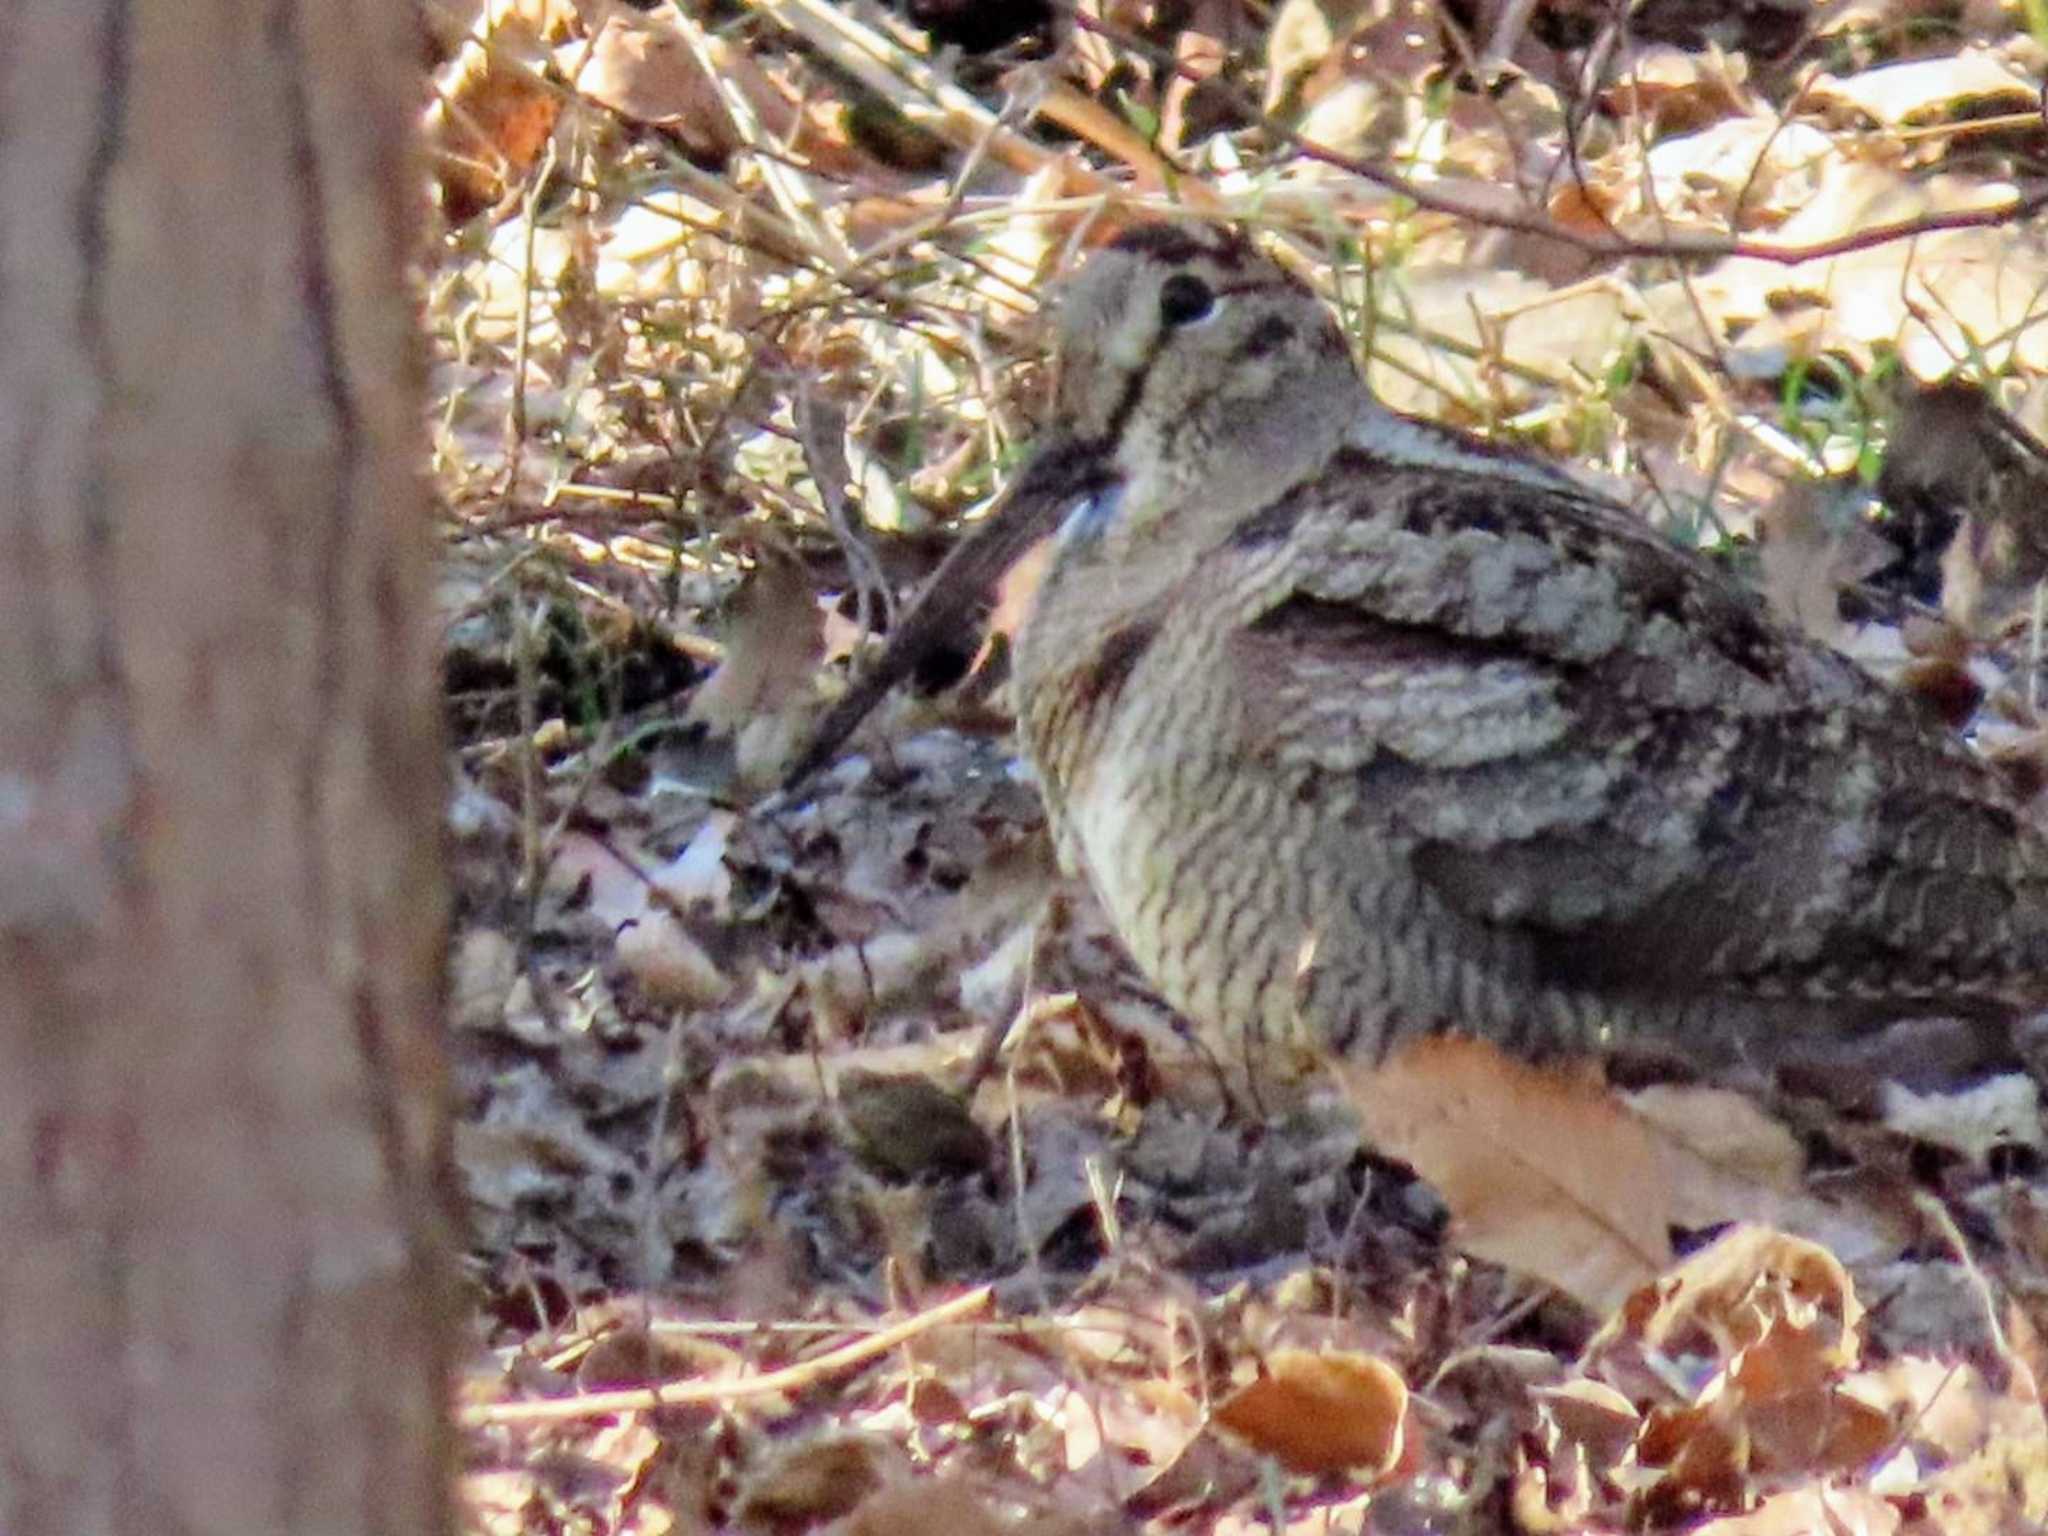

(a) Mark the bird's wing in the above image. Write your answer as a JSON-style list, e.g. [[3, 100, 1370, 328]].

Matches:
[[1217, 450, 2048, 1006]]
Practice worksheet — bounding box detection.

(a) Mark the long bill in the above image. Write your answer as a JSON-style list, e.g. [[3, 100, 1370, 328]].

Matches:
[[780, 432, 1112, 792]]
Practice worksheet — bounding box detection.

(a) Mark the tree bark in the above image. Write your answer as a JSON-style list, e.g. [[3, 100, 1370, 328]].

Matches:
[[0, 5, 452, 1534]]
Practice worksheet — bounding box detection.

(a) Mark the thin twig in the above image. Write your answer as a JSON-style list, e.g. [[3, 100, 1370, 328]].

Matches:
[[462, 1284, 996, 1425], [795, 387, 896, 639], [1064, 10, 2048, 268]]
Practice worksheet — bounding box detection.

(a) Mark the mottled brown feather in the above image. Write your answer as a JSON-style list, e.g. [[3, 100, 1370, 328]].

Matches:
[[1010, 227, 2048, 1075]]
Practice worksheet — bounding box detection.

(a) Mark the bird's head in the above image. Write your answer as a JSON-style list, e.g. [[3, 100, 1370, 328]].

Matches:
[[1048, 223, 1361, 530]]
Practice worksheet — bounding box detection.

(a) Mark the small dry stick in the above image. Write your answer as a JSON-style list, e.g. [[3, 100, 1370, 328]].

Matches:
[[796, 387, 895, 640], [463, 1284, 996, 1426]]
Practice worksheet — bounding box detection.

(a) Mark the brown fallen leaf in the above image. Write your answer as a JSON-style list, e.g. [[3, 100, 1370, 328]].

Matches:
[[1335, 1038, 1886, 1313], [558, 10, 742, 163], [1595, 1226, 1862, 1366], [1334, 1036, 1675, 1311], [1589, 1227, 1902, 1517], [1597, 45, 1749, 136], [1212, 1349, 1411, 1480], [425, 14, 561, 222], [1535, 1378, 1640, 1469], [545, 831, 734, 1007]]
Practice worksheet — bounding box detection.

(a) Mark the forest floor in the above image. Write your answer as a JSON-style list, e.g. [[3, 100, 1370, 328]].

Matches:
[[421, 1, 2048, 1530]]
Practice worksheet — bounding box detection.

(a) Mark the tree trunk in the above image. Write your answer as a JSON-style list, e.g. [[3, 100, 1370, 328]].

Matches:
[[0, 6, 452, 1534]]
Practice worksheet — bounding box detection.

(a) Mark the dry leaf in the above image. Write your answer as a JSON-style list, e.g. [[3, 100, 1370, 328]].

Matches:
[[687, 561, 820, 729], [425, 15, 561, 221], [1600, 45, 1749, 135], [1615, 1084, 1905, 1276], [1811, 53, 2039, 128], [1644, 118, 1832, 226], [1757, 482, 1893, 644], [1334, 1036, 1675, 1311], [1536, 1378, 1641, 1469], [545, 831, 733, 1006], [1597, 1226, 1862, 1364], [1334, 1038, 1886, 1312], [612, 909, 731, 1007], [687, 557, 825, 787], [560, 11, 741, 162], [1549, 181, 1621, 240], [1621, 1085, 1807, 1201], [1025, 79, 1222, 203], [1265, 0, 1372, 114], [736, 1435, 889, 1530], [1213, 1349, 1411, 1479], [1601, 1230, 1897, 1518]]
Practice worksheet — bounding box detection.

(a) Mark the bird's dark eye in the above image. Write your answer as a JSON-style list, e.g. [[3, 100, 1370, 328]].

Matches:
[[1158, 272, 1216, 328]]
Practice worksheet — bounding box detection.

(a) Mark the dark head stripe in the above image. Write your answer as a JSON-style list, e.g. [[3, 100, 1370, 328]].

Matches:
[[1107, 223, 1256, 270]]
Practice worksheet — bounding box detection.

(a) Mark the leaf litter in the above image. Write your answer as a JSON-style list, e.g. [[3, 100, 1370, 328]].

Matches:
[[423, 0, 2048, 1528]]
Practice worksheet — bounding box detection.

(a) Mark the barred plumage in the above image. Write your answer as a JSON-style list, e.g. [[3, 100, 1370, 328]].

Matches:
[[1009, 225, 2048, 1079]]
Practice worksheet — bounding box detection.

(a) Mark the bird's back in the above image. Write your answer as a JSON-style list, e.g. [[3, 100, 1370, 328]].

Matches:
[[1018, 437, 2048, 1073]]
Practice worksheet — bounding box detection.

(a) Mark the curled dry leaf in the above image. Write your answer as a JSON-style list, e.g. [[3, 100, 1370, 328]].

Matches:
[[1588, 1228, 1903, 1513], [1597, 1226, 1862, 1365], [1212, 1349, 1411, 1480]]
